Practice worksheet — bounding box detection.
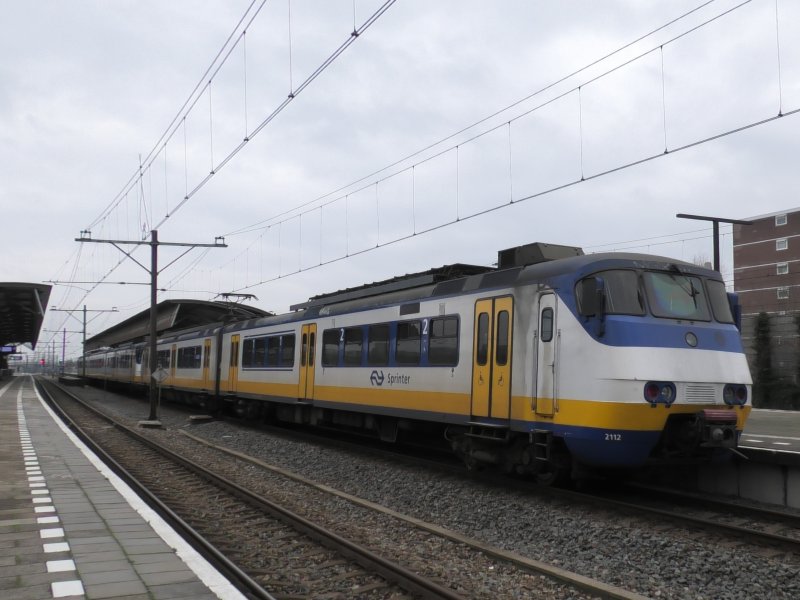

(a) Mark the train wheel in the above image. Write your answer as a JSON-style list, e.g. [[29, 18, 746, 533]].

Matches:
[[535, 463, 569, 487], [243, 400, 262, 421]]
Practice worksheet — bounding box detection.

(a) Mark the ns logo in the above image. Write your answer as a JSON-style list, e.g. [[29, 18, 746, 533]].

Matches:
[[370, 370, 385, 386]]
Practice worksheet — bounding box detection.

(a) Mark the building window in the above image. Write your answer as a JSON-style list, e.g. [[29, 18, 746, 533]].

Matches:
[[777, 238, 788, 251], [777, 262, 789, 275], [776, 214, 788, 226], [777, 287, 790, 300]]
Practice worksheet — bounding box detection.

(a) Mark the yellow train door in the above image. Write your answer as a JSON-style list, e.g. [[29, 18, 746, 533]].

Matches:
[[170, 344, 177, 379], [471, 296, 514, 420], [299, 324, 317, 400], [229, 334, 240, 393], [491, 296, 513, 420], [202, 338, 212, 389]]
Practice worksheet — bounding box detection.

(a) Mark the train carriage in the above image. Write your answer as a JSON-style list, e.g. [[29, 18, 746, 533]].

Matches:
[[83, 242, 752, 481]]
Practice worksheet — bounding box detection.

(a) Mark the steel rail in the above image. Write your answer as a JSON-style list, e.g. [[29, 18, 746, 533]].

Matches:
[[34, 377, 275, 600], [39, 378, 465, 600], [179, 429, 652, 600], [226, 409, 800, 553]]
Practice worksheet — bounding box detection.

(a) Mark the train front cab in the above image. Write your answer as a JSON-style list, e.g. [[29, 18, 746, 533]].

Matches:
[[552, 262, 751, 475], [453, 260, 752, 483]]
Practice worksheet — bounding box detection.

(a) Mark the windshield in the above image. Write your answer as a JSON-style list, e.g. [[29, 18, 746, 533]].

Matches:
[[576, 270, 644, 315], [643, 271, 710, 321], [706, 279, 734, 324]]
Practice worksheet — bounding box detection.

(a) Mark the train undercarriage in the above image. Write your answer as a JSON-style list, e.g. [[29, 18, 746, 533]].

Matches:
[[86, 378, 742, 485]]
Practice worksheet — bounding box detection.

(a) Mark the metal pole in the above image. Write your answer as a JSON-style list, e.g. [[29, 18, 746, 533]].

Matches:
[[82, 305, 87, 378], [148, 230, 159, 422], [676, 214, 754, 273], [74, 229, 226, 425], [62, 329, 66, 375]]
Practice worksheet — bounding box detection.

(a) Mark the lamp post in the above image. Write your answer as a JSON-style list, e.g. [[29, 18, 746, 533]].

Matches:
[[676, 213, 754, 272]]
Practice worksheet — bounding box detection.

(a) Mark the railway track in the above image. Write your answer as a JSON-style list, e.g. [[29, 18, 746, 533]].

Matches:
[[215, 400, 800, 557], [48, 382, 797, 598], [217, 404, 800, 556], [236, 400, 800, 554], [37, 378, 652, 600], [36, 378, 466, 600], [584, 482, 800, 554], [177, 423, 800, 559]]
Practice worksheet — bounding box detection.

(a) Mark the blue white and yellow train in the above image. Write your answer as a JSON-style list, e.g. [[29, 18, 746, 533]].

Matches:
[[82, 242, 752, 482]]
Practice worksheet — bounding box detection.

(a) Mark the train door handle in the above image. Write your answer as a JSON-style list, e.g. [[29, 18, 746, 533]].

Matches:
[[497, 374, 504, 386]]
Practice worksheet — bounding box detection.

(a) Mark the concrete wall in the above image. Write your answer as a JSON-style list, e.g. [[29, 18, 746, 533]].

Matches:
[[698, 455, 800, 509]]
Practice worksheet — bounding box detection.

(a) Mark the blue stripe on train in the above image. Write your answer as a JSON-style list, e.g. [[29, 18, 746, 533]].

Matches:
[[586, 315, 744, 353], [547, 272, 746, 354], [514, 419, 661, 467]]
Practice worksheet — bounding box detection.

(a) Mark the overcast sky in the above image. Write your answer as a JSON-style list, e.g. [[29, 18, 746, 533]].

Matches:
[[2, 0, 799, 359]]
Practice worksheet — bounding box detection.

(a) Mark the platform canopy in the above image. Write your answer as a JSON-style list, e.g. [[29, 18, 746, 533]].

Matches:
[[84, 299, 271, 351], [0, 283, 51, 349]]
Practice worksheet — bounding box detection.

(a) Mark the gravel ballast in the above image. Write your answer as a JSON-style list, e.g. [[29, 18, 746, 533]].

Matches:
[[77, 386, 800, 600]]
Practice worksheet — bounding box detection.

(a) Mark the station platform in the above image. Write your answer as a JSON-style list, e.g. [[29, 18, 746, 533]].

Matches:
[[741, 408, 800, 455], [0, 376, 243, 600]]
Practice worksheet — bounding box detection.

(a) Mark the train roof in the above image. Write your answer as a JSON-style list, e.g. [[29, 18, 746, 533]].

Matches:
[[517, 251, 720, 282], [84, 299, 271, 351], [86, 244, 723, 349], [292, 244, 719, 313]]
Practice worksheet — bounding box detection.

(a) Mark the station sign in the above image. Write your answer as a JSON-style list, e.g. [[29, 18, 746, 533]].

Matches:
[[8, 355, 23, 361], [152, 368, 169, 384], [1, 345, 16, 354]]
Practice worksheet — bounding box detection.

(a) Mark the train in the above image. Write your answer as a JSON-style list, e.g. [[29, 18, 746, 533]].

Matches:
[[82, 242, 752, 483]]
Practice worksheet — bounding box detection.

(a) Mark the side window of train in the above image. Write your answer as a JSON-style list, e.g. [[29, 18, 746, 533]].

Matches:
[[541, 307, 554, 343], [157, 349, 170, 369], [280, 335, 295, 367], [321, 329, 340, 366], [344, 327, 364, 366], [428, 316, 459, 366], [177, 346, 202, 369], [396, 320, 421, 365], [267, 336, 281, 366], [496, 311, 510, 366], [368, 324, 390, 366], [476, 312, 490, 366]]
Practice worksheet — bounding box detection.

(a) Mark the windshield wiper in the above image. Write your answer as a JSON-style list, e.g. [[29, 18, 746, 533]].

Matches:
[[668, 273, 699, 308]]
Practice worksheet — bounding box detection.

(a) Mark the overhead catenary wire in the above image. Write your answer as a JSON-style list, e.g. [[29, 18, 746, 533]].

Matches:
[[85, 0, 265, 232], [54, 1, 398, 335], [224, 0, 729, 237], [48, 0, 786, 351], [143, 0, 780, 303]]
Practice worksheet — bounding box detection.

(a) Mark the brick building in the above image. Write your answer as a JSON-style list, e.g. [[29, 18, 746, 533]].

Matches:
[[733, 208, 800, 315], [733, 207, 800, 391]]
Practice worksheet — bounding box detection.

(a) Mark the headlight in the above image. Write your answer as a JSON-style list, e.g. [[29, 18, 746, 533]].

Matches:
[[643, 382, 676, 406], [724, 384, 748, 406]]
